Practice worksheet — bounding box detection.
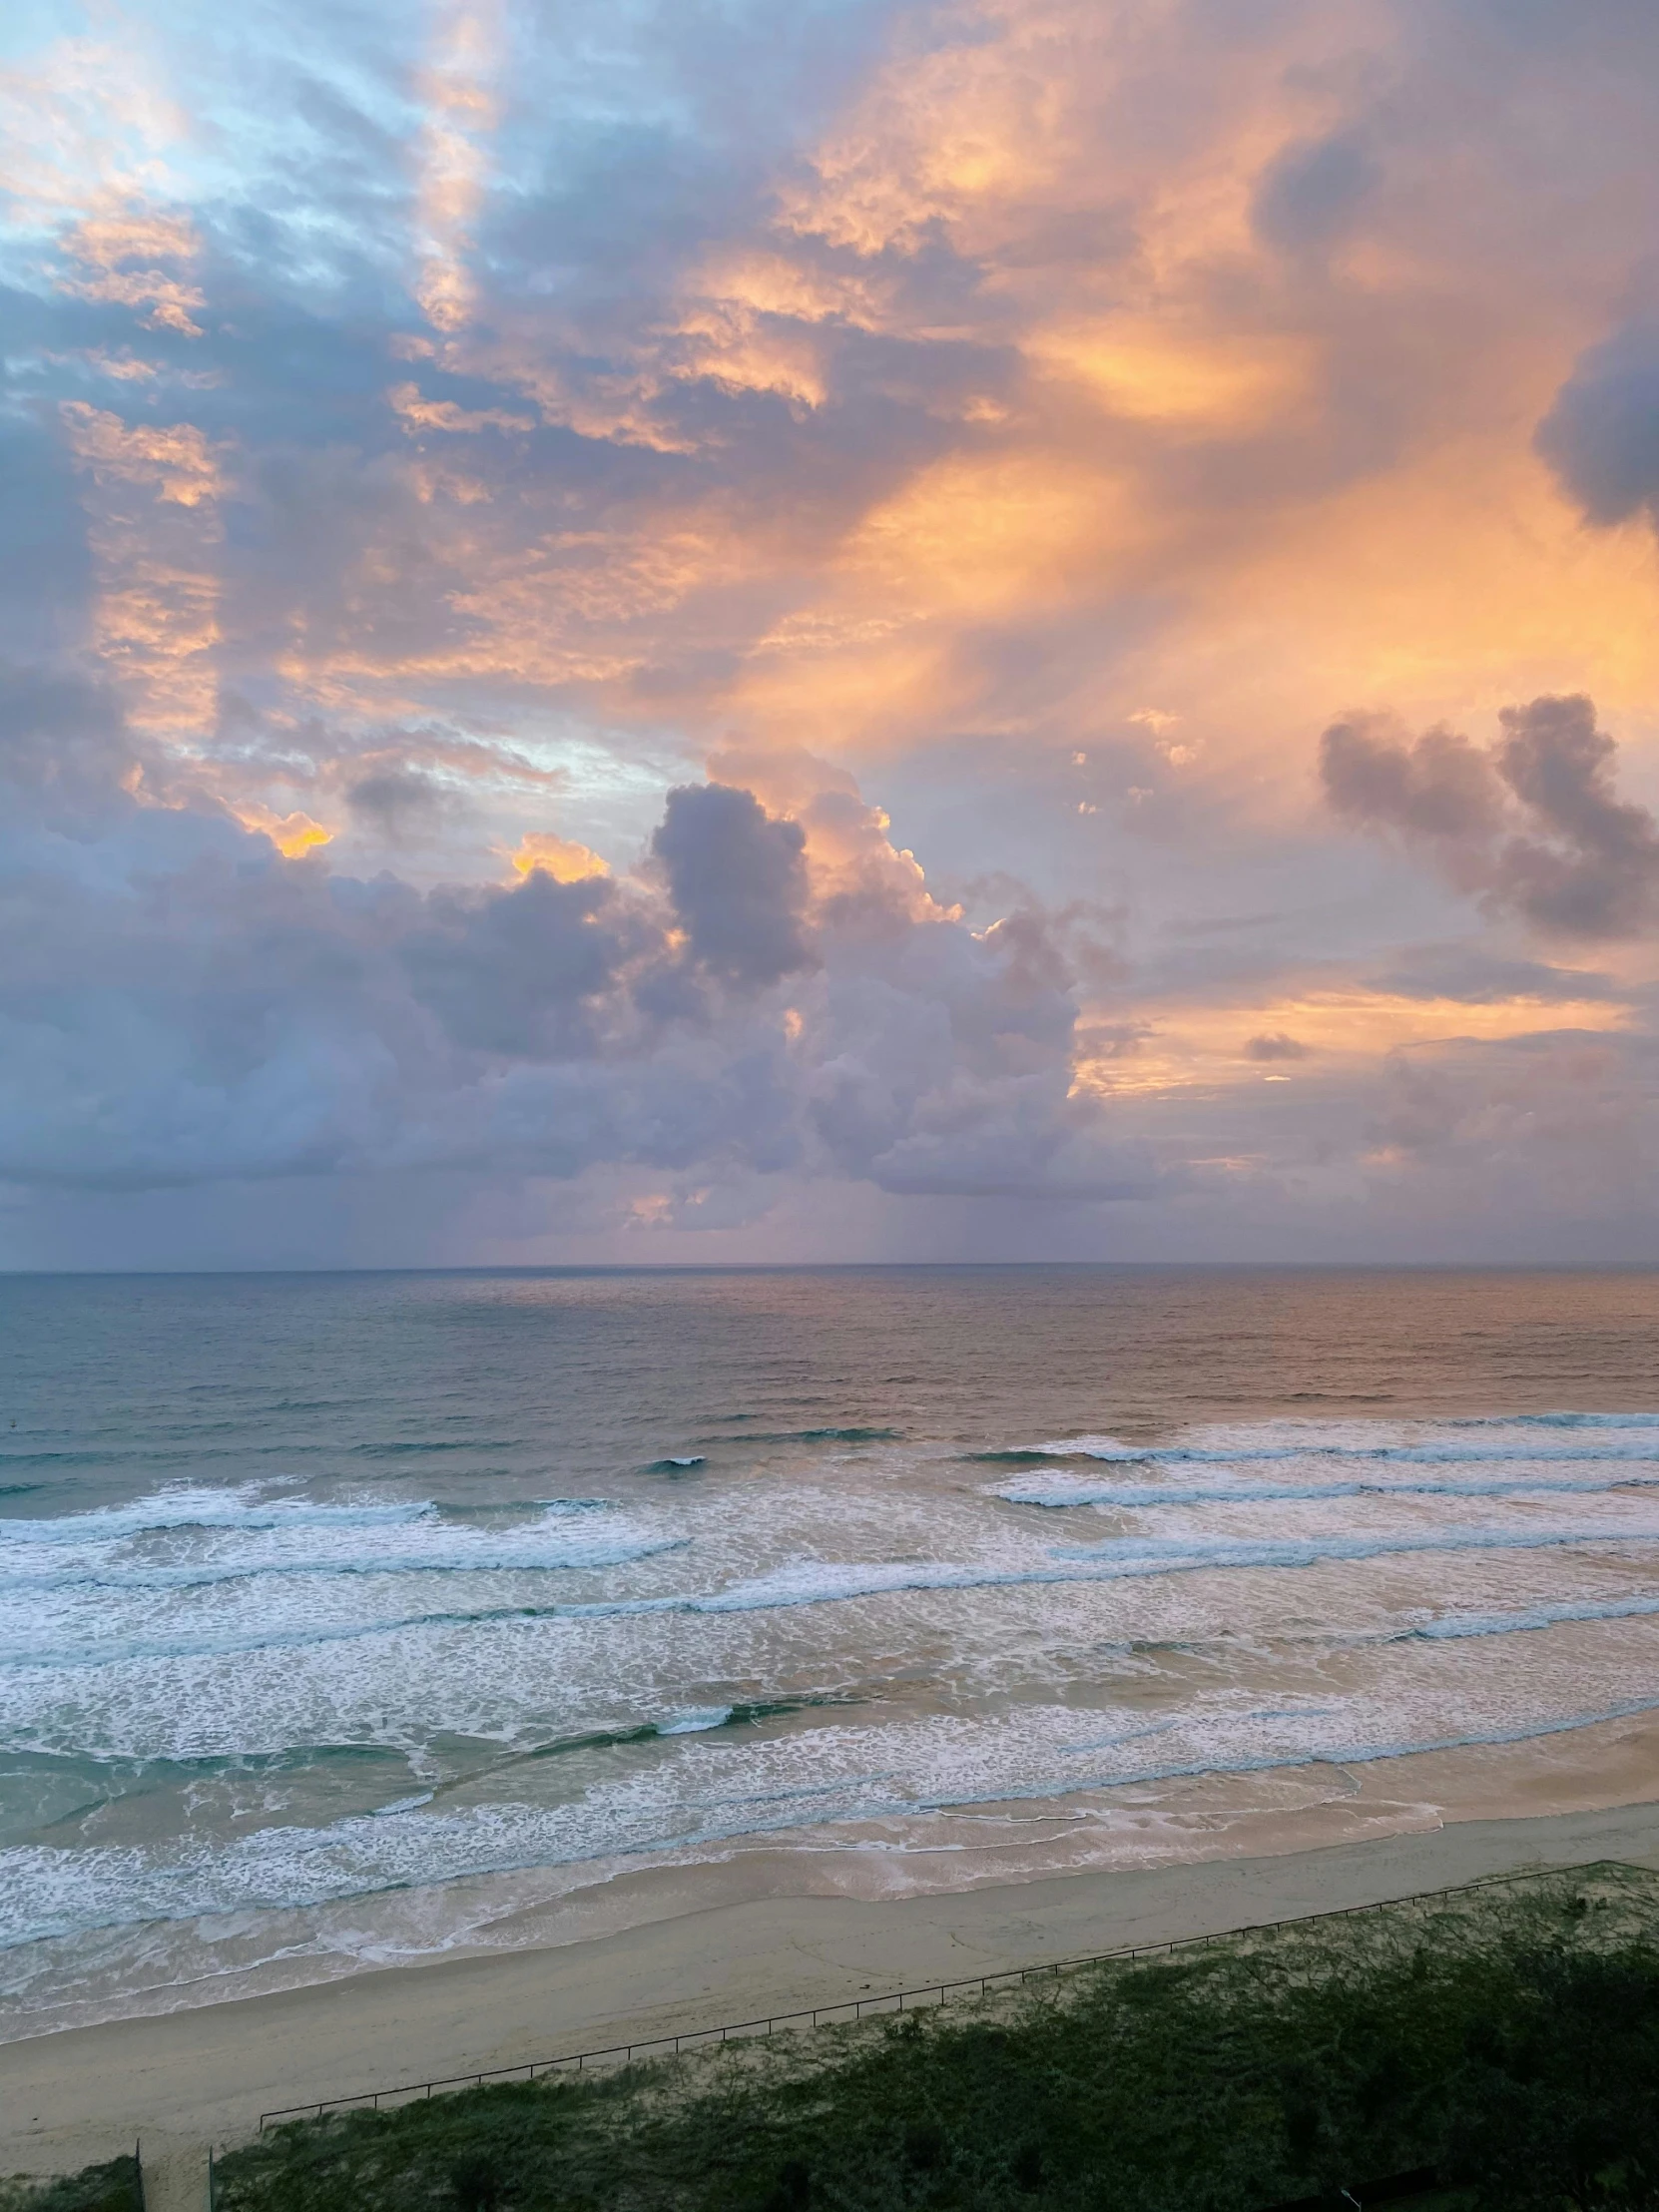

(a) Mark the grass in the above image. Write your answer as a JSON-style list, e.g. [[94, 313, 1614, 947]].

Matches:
[[10, 1867, 1659, 2212], [0, 2155, 140, 2212]]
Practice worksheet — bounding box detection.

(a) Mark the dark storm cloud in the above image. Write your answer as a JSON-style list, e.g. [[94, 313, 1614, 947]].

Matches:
[[0, 676, 1150, 1206], [1321, 695, 1659, 938], [402, 870, 643, 1060], [1537, 320, 1659, 527], [651, 783, 814, 986]]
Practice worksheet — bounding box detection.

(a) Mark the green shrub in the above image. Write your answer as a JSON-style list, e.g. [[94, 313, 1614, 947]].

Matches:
[[76, 1872, 1659, 2212], [0, 2154, 142, 2212]]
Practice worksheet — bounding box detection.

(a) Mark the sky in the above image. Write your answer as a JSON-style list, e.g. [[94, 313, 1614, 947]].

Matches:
[[5, 0, 1659, 1268]]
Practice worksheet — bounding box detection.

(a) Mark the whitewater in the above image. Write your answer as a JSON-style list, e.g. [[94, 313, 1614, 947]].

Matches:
[[6, 1265, 1659, 2034]]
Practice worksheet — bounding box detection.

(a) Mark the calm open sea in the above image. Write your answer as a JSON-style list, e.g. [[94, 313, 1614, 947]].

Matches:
[[6, 1265, 1659, 2034]]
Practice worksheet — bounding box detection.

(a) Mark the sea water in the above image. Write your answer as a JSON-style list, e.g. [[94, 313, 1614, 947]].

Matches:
[[6, 1265, 1659, 2035]]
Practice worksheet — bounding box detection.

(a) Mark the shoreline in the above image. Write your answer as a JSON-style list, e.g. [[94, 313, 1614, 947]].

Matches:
[[6, 1793, 1659, 2180], [12, 1700, 1659, 2046]]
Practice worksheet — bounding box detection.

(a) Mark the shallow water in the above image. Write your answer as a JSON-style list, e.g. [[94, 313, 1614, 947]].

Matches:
[[5, 1265, 1659, 2033]]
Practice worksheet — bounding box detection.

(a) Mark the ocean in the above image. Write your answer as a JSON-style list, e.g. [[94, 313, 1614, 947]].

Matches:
[[6, 1264, 1659, 2037]]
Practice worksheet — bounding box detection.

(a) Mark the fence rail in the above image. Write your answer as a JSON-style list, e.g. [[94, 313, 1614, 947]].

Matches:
[[258, 1858, 1643, 2131]]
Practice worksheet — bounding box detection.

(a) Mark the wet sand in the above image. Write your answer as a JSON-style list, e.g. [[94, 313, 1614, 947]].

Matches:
[[5, 1793, 1659, 2182]]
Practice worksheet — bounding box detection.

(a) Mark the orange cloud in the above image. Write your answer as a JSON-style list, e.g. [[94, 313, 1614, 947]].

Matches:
[[413, 2, 502, 334], [507, 831, 609, 881], [61, 401, 225, 735], [1028, 319, 1316, 430], [1073, 986, 1633, 1105], [60, 403, 223, 505], [388, 383, 533, 434], [62, 202, 205, 334], [232, 805, 334, 858]]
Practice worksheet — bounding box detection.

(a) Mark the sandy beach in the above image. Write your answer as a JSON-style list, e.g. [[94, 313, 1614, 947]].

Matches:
[[6, 1792, 1659, 2186]]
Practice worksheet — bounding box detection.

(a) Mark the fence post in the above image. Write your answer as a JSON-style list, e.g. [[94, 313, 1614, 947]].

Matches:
[[135, 2138, 145, 2212]]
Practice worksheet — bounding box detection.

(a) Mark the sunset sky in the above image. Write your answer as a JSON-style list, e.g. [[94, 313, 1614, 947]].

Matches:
[[6, 0, 1659, 1266]]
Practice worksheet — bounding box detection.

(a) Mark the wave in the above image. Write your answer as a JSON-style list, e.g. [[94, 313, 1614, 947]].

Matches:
[[1048, 1523, 1659, 1572], [1452, 1412, 1659, 1430], [12, 1686, 1659, 1952], [0, 1491, 436, 1546], [643, 1457, 705, 1473], [422, 1711, 741, 1792], [11, 1701, 859, 1821], [19, 1542, 1659, 1686], [12, 1515, 1659, 1666], [965, 1446, 1152, 1466], [738, 1428, 904, 1445], [994, 1472, 1659, 1508], [1403, 1594, 1659, 1642], [448, 1522, 1659, 1625], [0, 1535, 684, 1600], [0, 1591, 663, 1672], [901, 1693, 1659, 1820], [0, 1451, 141, 1470], [501, 1699, 836, 1765], [349, 1439, 527, 1457], [0, 1438, 534, 1472], [0, 1487, 681, 1601], [973, 1429, 1659, 1471], [431, 1499, 611, 1521], [0, 1487, 622, 1541], [968, 1449, 1076, 1465]]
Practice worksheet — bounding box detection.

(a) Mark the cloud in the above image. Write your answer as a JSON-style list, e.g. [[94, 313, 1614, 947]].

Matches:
[[232, 801, 332, 857], [1363, 944, 1620, 1006], [650, 782, 814, 987], [0, 677, 1156, 1214], [1321, 717, 1502, 847], [1489, 695, 1659, 935], [0, 661, 130, 802], [1321, 694, 1659, 939], [1253, 134, 1380, 254], [8, 0, 1659, 1258], [1363, 1030, 1659, 1232], [508, 831, 609, 882], [1537, 319, 1659, 528], [402, 868, 645, 1061], [346, 767, 452, 842], [1244, 1031, 1310, 1061]]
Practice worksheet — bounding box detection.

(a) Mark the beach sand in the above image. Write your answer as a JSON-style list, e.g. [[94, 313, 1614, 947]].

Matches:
[[5, 1785, 1659, 2184]]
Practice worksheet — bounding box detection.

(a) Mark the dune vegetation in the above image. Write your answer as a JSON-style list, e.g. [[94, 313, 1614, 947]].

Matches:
[[9, 1867, 1659, 2212]]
